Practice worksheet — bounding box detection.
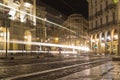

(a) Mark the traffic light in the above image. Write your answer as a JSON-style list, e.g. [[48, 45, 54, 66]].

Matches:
[[93, 45, 97, 48]]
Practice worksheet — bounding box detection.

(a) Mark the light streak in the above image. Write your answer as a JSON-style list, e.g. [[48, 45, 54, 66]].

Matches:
[[0, 3, 76, 33], [0, 40, 90, 51], [0, 50, 77, 54], [9, 40, 90, 51]]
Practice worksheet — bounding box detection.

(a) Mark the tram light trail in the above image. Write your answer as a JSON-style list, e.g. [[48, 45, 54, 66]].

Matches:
[[9, 40, 90, 51], [0, 50, 77, 54], [0, 3, 76, 33], [0, 40, 90, 51]]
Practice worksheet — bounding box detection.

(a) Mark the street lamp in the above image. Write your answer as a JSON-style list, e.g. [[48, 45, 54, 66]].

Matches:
[[54, 37, 59, 43]]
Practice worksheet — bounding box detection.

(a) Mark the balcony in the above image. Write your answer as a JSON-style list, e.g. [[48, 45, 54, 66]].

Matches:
[[106, 20, 117, 26], [89, 20, 117, 32]]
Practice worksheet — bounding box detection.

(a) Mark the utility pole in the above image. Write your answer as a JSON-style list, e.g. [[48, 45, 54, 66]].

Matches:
[[5, 20, 8, 58], [43, 18, 47, 41], [4, 14, 11, 58]]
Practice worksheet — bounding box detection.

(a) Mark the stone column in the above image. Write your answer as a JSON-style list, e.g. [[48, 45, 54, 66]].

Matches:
[[117, 1, 120, 55], [90, 35, 93, 52], [33, 0, 36, 25], [118, 27, 120, 55], [110, 37, 113, 54]]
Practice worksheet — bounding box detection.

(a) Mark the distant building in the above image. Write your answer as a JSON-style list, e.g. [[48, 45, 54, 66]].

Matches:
[[36, 2, 66, 44], [62, 14, 89, 46], [88, 0, 120, 55]]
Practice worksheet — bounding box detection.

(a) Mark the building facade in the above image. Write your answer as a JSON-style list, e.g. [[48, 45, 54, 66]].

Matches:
[[0, 0, 36, 51], [36, 2, 67, 44], [0, 0, 89, 53], [88, 0, 120, 55], [62, 14, 89, 46], [0, 0, 68, 52]]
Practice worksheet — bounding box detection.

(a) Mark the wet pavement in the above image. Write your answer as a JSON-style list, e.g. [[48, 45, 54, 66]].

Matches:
[[56, 61, 112, 80], [0, 56, 112, 80], [10, 58, 110, 80], [101, 61, 120, 80], [56, 61, 120, 80]]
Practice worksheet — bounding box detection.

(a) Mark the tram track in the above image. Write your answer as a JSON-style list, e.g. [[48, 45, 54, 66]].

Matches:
[[1, 57, 111, 80]]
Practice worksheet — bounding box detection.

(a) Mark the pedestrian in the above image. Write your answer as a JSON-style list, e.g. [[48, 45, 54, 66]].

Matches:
[[58, 48, 62, 58]]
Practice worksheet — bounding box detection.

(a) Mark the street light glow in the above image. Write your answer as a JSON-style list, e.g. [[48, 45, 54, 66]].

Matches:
[[114, 35, 118, 39]]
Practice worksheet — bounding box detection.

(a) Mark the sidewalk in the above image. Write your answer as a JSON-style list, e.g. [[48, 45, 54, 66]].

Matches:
[[112, 56, 120, 61]]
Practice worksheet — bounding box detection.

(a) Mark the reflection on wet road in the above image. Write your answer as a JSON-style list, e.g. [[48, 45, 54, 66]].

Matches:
[[57, 61, 120, 80], [0, 56, 112, 80], [56, 61, 113, 80], [102, 61, 120, 80]]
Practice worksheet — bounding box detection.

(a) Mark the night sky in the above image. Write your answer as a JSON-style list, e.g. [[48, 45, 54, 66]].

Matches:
[[37, 0, 88, 19]]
